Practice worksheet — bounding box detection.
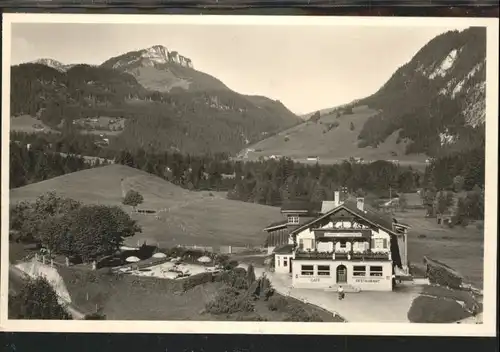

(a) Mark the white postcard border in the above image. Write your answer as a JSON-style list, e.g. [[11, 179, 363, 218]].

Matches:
[[1, 13, 498, 336]]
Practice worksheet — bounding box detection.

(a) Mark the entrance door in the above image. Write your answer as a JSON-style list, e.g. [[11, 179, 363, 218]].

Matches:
[[336, 265, 347, 284]]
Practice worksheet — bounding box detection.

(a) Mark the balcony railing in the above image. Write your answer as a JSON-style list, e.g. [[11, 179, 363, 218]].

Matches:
[[295, 251, 333, 259], [294, 250, 390, 261]]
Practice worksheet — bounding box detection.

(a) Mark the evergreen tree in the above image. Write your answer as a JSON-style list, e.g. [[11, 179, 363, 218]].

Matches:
[[9, 277, 71, 320], [246, 264, 256, 286]]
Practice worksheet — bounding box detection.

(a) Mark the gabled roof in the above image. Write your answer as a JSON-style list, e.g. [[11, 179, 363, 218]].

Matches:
[[290, 198, 402, 237]]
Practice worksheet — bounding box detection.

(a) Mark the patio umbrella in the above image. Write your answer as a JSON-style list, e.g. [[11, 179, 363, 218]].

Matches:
[[125, 256, 140, 263], [197, 256, 212, 263], [152, 252, 167, 258]]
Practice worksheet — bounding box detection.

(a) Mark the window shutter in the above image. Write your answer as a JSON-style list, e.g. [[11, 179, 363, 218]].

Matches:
[[371, 239, 375, 249], [383, 239, 388, 249]]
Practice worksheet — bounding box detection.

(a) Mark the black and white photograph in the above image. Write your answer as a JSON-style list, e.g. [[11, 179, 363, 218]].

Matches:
[[1, 14, 498, 335]]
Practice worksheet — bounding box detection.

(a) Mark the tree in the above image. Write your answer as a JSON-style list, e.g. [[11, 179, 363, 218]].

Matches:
[[122, 190, 144, 211], [453, 175, 465, 192], [38, 215, 71, 255], [69, 204, 140, 262], [9, 277, 71, 320], [398, 193, 408, 212], [10, 192, 81, 245], [246, 264, 256, 286]]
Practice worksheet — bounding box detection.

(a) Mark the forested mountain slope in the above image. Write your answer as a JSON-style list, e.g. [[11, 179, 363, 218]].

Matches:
[[11, 45, 300, 155]]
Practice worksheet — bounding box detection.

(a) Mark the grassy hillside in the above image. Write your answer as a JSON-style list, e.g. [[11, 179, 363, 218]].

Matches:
[[10, 164, 281, 247], [240, 105, 428, 167]]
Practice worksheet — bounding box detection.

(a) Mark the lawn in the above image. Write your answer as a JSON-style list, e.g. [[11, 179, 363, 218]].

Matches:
[[57, 266, 340, 321], [395, 209, 484, 289], [9, 164, 281, 249]]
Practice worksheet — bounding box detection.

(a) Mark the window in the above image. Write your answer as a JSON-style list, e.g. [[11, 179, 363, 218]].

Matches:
[[288, 215, 300, 225], [317, 265, 330, 276], [283, 257, 288, 267], [370, 266, 383, 277], [373, 238, 388, 249], [301, 265, 314, 276], [353, 265, 366, 277], [299, 239, 304, 250]]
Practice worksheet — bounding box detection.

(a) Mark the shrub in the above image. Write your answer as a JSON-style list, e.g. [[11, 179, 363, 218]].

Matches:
[[225, 260, 239, 271], [418, 234, 427, 239], [284, 305, 323, 322], [424, 258, 463, 289], [84, 312, 106, 320], [235, 313, 268, 321], [267, 295, 289, 311], [259, 275, 274, 300], [215, 268, 248, 290], [245, 280, 260, 299], [205, 286, 255, 315]]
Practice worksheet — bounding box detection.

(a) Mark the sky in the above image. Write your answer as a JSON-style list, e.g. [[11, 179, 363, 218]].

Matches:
[[10, 22, 467, 115]]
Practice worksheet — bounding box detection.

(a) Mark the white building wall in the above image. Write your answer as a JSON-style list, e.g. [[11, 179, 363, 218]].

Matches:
[[291, 260, 393, 291], [275, 254, 293, 273]]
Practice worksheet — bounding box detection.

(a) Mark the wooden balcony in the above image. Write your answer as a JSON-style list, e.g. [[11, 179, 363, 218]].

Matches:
[[294, 250, 390, 261], [295, 251, 333, 260]]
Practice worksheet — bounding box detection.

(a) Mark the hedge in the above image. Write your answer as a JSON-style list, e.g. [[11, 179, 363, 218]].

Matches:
[[181, 272, 215, 292], [423, 257, 463, 289]]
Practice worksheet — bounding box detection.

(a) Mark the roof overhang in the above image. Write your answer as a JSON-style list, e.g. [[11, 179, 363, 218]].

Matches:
[[264, 224, 288, 232], [290, 204, 402, 239]]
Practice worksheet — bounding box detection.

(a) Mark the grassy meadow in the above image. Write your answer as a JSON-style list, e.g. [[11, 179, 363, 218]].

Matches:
[[10, 115, 59, 134], [241, 105, 428, 169], [396, 209, 484, 289], [9, 164, 281, 248]]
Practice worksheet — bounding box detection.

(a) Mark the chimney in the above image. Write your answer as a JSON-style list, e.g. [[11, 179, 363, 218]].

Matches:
[[356, 197, 365, 211], [334, 191, 340, 206]]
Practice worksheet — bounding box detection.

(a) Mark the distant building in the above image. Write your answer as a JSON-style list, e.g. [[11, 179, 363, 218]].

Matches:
[[307, 156, 320, 162], [264, 193, 411, 291]]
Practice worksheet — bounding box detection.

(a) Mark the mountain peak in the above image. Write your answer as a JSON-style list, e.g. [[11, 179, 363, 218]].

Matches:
[[102, 45, 194, 71], [29, 58, 74, 72], [142, 45, 169, 64]]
